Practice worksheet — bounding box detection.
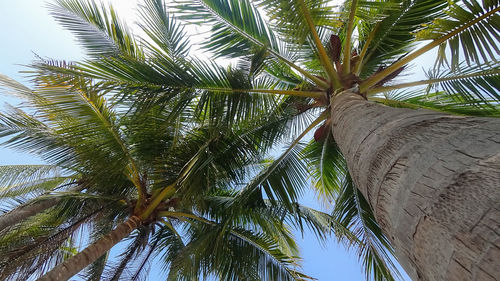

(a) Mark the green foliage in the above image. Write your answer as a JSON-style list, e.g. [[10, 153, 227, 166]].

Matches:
[[2, 0, 500, 280], [425, 61, 500, 102], [303, 137, 401, 281], [138, 0, 191, 58], [172, 0, 279, 58], [49, 0, 142, 58], [359, 0, 448, 78], [417, 0, 500, 70]]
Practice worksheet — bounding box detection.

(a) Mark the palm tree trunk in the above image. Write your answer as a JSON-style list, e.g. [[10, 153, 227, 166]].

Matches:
[[0, 185, 83, 231], [0, 199, 60, 231], [38, 216, 142, 281], [330, 92, 500, 281]]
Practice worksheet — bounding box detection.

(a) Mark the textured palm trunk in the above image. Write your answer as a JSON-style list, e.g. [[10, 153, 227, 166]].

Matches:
[[38, 216, 142, 281], [0, 200, 60, 231], [330, 92, 500, 281]]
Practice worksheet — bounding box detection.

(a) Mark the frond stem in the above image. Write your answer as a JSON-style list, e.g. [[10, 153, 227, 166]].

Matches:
[[354, 22, 379, 75], [366, 69, 500, 95], [194, 0, 329, 89], [139, 183, 176, 220], [297, 0, 341, 88], [201, 87, 324, 98], [74, 89, 145, 207], [359, 5, 500, 92], [342, 0, 358, 74]]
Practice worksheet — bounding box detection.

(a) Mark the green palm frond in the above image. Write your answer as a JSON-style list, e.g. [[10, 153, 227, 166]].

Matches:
[[104, 227, 151, 281], [333, 175, 401, 281], [303, 136, 400, 281], [193, 65, 278, 126], [257, 0, 340, 45], [172, 0, 279, 58], [368, 61, 500, 105], [166, 214, 310, 281], [122, 229, 160, 281], [285, 202, 358, 244], [234, 112, 325, 207], [49, 0, 142, 58], [172, 0, 328, 87], [375, 89, 500, 117], [358, 0, 448, 78], [0, 200, 104, 280], [0, 74, 33, 99], [235, 142, 308, 211], [425, 62, 500, 102], [417, 0, 500, 70], [361, 0, 499, 91], [302, 135, 346, 199], [0, 106, 68, 163], [0, 165, 67, 202], [154, 223, 193, 281], [138, 0, 191, 59]]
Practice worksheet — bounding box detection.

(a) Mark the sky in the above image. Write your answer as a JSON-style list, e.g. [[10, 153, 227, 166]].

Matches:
[[0, 1, 416, 280]]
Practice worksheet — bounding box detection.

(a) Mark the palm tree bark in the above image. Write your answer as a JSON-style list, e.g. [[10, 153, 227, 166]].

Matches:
[[38, 216, 142, 281], [330, 91, 500, 281], [0, 199, 60, 231]]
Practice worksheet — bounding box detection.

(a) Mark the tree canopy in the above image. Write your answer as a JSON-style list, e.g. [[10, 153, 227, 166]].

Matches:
[[0, 0, 498, 280]]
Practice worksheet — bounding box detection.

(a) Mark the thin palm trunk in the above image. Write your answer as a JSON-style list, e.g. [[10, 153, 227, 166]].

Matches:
[[38, 216, 142, 281], [0, 199, 60, 231], [0, 185, 83, 231], [330, 91, 500, 281]]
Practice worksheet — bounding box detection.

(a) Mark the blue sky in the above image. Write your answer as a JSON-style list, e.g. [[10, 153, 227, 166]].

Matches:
[[0, 1, 415, 280]]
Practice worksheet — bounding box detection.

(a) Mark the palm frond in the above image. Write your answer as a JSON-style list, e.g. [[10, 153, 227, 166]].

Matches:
[[166, 214, 311, 281], [172, 0, 278, 58], [0, 106, 69, 164], [376, 89, 500, 117], [172, 0, 328, 87], [417, 0, 500, 70], [0, 74, 33, 99], [332, 175, 401, 281], [49, 0, 142, 58], [0, 201, 103, 280], [0, 165, 66, 202], [257, 0, 340, 46], [104, 227, 150, 281], [425, 62, 500, 102], [236, 112, 326, 210], [138, 0, 191, 59], [359, 0, 448, 78], [302, 135, 346, 199], [361, 0, 499, 91]]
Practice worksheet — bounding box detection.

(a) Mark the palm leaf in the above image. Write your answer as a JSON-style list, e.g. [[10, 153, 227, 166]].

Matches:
[[425, 62, 500, 102], [0, 165, 67, 202], [172, 0, 279, 58], [359, 0, 448, 78], [333, 175, 401, 281], [376, 89, 500, 117], [417, 0, 500, 70], [138, 0, 191, 58], [303, 136, 400, 281], [49, 0, 142, 58]]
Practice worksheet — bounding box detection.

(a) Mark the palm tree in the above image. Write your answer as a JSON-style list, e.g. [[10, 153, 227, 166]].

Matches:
[[0, 68, 347, 280], [13, 0, 499, 280]]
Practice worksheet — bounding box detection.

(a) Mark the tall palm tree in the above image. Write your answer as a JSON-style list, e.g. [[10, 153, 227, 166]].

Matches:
[[13, 0, 499, 280], [0, 69, 347, 280]]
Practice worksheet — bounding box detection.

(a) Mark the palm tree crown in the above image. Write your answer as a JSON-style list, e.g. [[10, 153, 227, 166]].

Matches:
[[0, 0, 498, 280]]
